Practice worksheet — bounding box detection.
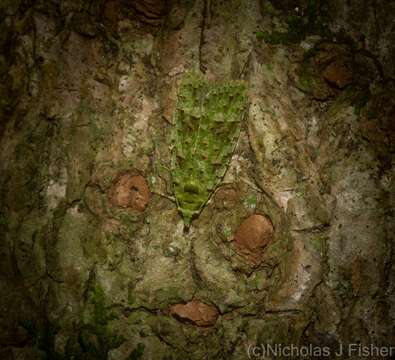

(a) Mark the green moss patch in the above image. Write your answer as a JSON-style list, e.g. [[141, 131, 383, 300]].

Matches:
[[257, 0, 331, 45]]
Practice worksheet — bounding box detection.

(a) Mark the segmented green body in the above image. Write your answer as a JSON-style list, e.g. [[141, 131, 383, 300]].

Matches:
[[171, 72, 247, 228]]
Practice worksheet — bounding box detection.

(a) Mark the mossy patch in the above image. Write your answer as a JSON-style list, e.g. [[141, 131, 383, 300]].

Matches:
[[244, 194, 258, 209], [297, 62, 317, 92], [76, 284, 125, 359], [19, 281, 126, 359], [257, 0, 331, 45], [19, 319, 63, 360], [127, 343, 145, 360]]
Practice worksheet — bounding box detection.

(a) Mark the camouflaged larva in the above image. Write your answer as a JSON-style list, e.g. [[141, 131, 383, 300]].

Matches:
[[171, 72, 247, 229]]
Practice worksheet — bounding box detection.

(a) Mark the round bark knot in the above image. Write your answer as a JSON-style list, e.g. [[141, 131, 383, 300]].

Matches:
[[322, 59, 353, 89], [110, 173, 150, 212], [233, 214, 274, 264], [169, 300, 219, 327]]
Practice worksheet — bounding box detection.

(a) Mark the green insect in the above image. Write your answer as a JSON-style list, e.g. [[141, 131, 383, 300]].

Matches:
[[171, 72, 247, 231]]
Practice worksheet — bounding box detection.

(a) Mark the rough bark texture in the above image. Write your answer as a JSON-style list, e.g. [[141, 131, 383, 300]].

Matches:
[[0, 0, 394, 359]]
